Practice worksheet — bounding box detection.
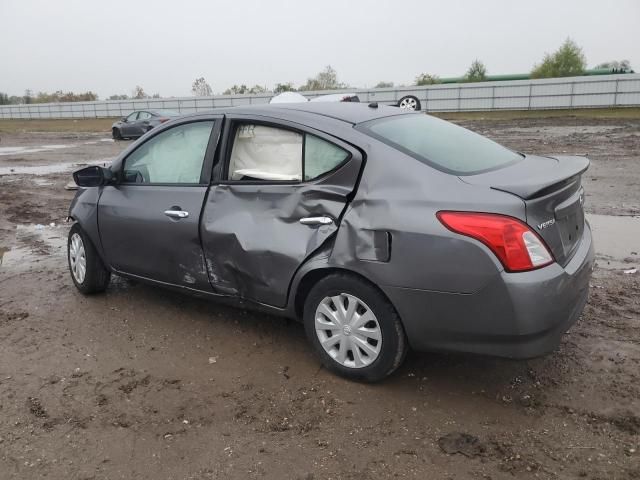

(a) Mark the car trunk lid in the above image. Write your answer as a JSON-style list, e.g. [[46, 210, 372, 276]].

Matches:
[[460, 154, 589, 266]]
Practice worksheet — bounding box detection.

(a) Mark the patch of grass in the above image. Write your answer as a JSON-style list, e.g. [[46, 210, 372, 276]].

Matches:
[[0, 118, 117, 134], [431, 107, 640, 121]]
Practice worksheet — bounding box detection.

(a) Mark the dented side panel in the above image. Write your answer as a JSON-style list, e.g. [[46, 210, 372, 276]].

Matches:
[[98, 185, 212, 289], [201, 157, 362, 307], [68, 187, 104, 258]]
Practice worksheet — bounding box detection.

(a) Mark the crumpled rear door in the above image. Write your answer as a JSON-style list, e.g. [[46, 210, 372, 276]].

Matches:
[[201, 146, 362, 308]]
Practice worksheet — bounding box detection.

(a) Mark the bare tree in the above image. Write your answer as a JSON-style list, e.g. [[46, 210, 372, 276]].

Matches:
[[415, 74, 440, 86], [132, 85, 147, 99], [192, 77, 213, 96], [299, 65, 346, 91], [274, 82, 296, 93], [595, 60, 632, 71]]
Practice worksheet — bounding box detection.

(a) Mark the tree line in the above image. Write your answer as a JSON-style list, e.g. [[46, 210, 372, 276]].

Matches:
[[1, 39, 632, 105], [415, 39, 633, 85]]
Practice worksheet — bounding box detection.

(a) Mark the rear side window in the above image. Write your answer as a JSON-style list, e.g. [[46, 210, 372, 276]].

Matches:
[[226, 124, 349, 182], [359, 114, 522, 175], [304, 134, 348, 180]]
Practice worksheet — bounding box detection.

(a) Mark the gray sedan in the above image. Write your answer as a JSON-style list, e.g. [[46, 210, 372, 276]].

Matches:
[[69, 103, 594, 382], [111, 109, 179, 140]]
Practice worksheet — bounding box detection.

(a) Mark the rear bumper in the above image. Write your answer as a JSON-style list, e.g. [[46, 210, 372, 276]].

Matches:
[[383, 222, 595, 358]]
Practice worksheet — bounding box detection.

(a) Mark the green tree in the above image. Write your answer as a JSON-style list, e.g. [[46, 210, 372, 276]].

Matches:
[[192, 77, 213, 96], [248, 85, 266, 94], [464, 60, 487, 82], [531, 38, 586, 79], [274, 82, 296, 93], [415, 73, 440, 86], [299, 65, 345, 91], [109, 94, 129, 100], [374, 81, 394, 88], [24, 89, 33, 104], [223, 84, 248, 95]]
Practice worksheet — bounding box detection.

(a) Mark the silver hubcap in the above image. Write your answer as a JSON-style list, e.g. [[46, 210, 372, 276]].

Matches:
[[399, 97, 418, 110], [315, 293, 382, 369], [69, 233, 86, 284]]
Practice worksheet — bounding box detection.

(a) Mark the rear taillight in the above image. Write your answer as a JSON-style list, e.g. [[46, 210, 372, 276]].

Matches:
[[436, 211, 554, 272], [159, 117, 170, 123]]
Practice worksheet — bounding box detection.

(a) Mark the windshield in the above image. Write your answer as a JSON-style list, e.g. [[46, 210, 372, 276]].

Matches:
[[358, 114, 522, 175]]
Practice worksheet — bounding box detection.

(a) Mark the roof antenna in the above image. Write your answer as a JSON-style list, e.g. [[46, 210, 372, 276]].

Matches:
[[368, 102, 378, 108]]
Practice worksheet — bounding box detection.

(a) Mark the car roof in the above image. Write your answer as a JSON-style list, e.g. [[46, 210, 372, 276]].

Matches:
[[182, 102, 410, 126]]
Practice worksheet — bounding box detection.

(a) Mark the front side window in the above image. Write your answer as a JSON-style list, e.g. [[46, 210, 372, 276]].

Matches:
[[358, 114, 522, 175], [126, 112, 138, 122], [227, 124, 349, 182], [138, 111, 152, 120], [122, 121, 214, 184]]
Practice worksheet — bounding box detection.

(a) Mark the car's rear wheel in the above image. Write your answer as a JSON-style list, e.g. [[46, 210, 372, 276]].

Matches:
[[68, 223, 111, 294], [303, 273, 408, 382], [398, 95, 421, 111], [112, 127, 122, 140]]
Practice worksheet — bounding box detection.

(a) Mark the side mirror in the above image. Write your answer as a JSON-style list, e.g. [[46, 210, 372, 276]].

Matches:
[[73, 165, 113, 187], [121, 116, 127, 122]]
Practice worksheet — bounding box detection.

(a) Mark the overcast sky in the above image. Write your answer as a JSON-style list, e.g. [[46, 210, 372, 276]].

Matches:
[[1, 0, 638, 98]]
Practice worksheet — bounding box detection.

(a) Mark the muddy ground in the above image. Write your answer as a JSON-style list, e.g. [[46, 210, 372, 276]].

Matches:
[[0, 115, 638, 479]]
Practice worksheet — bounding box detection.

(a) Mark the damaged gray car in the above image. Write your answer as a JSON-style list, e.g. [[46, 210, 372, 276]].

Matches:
[[68, 103, 594, 382]]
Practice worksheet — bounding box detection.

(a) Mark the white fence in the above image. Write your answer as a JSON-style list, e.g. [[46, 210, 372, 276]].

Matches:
[[1, 74, 639, 119]]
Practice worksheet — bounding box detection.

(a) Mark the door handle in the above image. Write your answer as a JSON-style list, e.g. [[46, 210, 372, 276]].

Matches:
[[299, 216, 333, 226], [164, 210, 189, 219]]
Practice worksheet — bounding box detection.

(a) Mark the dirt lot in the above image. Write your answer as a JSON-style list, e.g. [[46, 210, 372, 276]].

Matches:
[[0, 113, 639, 479]]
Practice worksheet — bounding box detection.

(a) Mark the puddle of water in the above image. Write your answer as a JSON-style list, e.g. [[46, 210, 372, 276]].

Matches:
[[0, 139, 113, 157], [0, 144, 77, 156], [0, 246, 9, 266], [0, 224, 68, 272], [587, 214, 640, 270], [506, 125, 620, 136], [32, 178, 54, 186], [81, 138, 115, 145], [0, 157, 113, 175]]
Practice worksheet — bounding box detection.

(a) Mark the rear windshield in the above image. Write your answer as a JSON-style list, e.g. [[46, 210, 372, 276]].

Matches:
[[358, 114, 522, 175]]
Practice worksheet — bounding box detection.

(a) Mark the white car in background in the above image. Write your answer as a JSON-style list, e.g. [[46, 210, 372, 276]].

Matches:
[[270, 91, 421, 110], [270, 92, 360, 104]]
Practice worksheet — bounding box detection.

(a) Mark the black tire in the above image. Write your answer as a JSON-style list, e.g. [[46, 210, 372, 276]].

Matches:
[[303, 273, 408, 382], [112, 127, 122, 140], [67, 223, 111, 294], [397, 95, 421, 111]]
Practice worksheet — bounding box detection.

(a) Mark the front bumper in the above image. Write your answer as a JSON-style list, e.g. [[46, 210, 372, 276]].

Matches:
[[383, 222, 595, 358]]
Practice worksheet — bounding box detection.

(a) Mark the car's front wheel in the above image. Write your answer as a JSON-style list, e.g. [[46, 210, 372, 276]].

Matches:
[[112, 127, 122, 140], [68, 223, 111, 294], [304, 273, 408, 382], [398, 95, 421, 111]]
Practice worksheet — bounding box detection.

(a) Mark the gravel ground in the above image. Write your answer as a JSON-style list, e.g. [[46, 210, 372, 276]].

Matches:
[[0, 116, 639, 479]]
